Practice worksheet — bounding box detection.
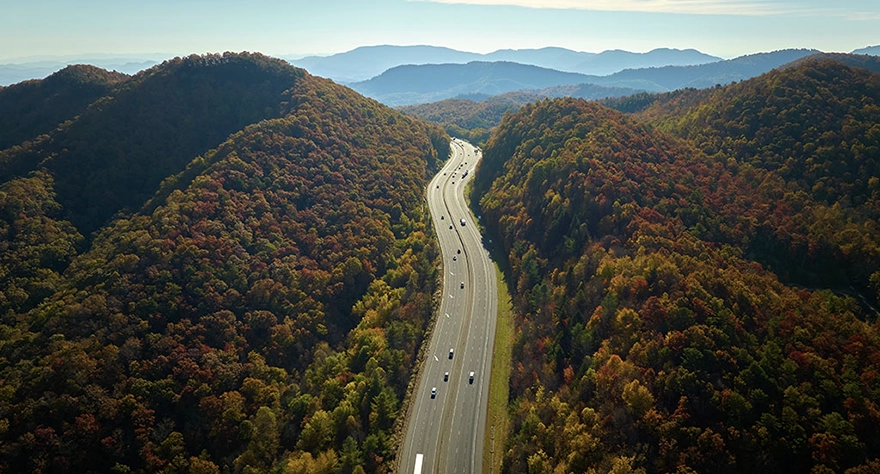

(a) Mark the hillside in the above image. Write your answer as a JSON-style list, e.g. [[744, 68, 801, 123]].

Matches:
[[0, 53, 449, 473], [401, 82, 639, 144], [0, 65, 128, 150], [473, 97, 880, 472], [0, 57, 159, 87], [638, 59, 880, 219], [1, 53, 305, 235]]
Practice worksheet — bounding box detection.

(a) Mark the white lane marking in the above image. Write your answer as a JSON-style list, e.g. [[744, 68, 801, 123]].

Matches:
[[434, 355, 439, 361], [445, 313, 450, 318], [414, 453, 423, 474]]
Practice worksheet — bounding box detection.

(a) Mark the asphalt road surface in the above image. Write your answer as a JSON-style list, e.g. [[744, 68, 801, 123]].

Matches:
[[398, 138, 499, 473]]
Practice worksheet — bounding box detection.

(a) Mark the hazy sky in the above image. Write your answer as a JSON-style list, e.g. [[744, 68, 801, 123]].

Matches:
[[1, 0, 878, 61]]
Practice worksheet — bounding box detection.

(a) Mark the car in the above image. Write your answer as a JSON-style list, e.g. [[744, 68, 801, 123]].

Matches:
[[469, 372, 475, 384], [444, 372, 449, 382], [460, 218, 466, 226], [448, 349, 454, 359], [431, 387, 437, 398], [449, 225, 453, 229], [436, 185, 439, 189], [452, 181, 455, 185], [441, 215, 444, 220], [457, 249, 461, 254], [460, 282, 465, 289], [453, 255, 457, 261]]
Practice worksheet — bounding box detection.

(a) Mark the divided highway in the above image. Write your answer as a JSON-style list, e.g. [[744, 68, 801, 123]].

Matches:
[[399, 139, 499, 473]]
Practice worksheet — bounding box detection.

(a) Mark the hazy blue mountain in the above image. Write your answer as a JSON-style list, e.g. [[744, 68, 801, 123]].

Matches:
[[852, 45, 880, 55], [349, 61, 615, 106], [481, 47, 596, 72], [570, 48, 720, 75], [289, 45, 720, 83], [288, 45, 482, 83], [348, 49, 823, 105], [589, 48, 822, 91]]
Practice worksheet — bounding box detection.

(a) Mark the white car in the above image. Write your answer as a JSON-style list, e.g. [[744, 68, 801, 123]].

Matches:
[[431, 387, 437, 398]]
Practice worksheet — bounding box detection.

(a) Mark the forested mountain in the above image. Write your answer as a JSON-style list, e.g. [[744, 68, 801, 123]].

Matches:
[[401, 83, 639, 145], [0, 65, 128, 150], [0, 52, 449, 473], [639, 58, 880, 223], [1, 53, 306, 235], [472, 79, 880, 471], [0, 57, 160, 87]]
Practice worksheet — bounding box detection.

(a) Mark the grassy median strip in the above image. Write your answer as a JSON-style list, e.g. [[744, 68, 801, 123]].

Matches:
[[483, 263, 514, 474]]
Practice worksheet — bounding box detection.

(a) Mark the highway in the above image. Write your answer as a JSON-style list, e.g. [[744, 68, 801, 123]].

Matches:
[[399, 138, 499, 473]]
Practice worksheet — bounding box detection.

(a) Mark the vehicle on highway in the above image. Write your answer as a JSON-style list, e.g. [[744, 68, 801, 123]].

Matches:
[[460, 218, 466, 226], [457, 249, 461, 254], [444, 372, 449, 382], [431, 387, 437, 399], [449, 349, 454, 359], [449, 225, 453, 229], [453, 256, 457, 261], [460, 282, 465, 289], [441, 215, 444, 220], [469, 372, 475, 384]]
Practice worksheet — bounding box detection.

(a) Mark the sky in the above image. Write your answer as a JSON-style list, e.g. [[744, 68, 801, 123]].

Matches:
[[1, 0, 878, 62]]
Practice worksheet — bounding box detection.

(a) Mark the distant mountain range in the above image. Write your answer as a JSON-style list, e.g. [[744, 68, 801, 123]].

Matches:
[[350, 61, 644, 107], [351, 49, 826, 106], [853, 45, 880, 55], [0, 55, 165, 86], [288, 45, 721, 82]]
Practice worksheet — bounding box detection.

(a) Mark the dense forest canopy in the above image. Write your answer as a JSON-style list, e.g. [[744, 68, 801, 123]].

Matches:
[[0, 52, 449, 473], [473, 64, 880, 472], [0, 64, 128, 151]]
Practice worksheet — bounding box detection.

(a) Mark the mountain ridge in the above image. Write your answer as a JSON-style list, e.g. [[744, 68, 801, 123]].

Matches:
[[289, 44, 721, 83], [0, 51, 449, 473]]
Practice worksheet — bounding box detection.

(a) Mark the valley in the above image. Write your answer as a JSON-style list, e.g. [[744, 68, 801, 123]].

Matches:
[[400, 139, 498, 473]]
